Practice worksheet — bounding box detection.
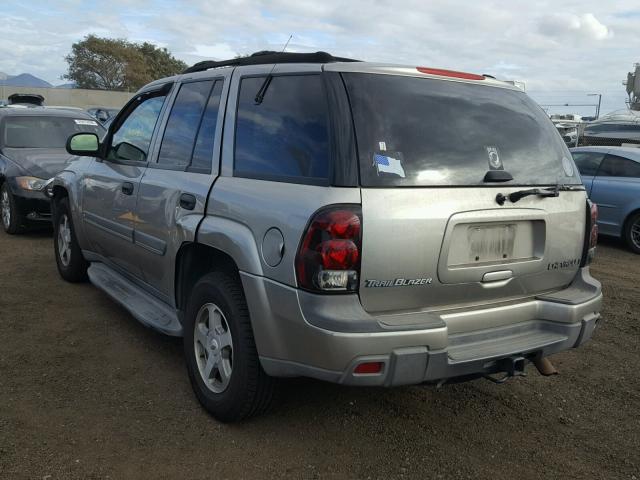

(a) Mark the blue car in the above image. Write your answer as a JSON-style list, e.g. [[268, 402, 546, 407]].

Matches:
[[570, 146, 640, 253]]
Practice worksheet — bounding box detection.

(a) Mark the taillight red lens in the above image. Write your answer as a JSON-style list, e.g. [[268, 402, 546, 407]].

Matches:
[[320, 239, 359, 269], [295, 206, 362, 292], [589, 202, 599, 249], [582, 200, 598, 266]]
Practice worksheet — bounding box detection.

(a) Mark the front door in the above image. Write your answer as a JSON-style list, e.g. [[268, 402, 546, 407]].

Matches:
[[82, 91, 168, 278], [133, 76, 227, 302]]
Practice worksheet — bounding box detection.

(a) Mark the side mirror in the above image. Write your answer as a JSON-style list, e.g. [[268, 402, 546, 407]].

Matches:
[[66, 133, 100, 157]]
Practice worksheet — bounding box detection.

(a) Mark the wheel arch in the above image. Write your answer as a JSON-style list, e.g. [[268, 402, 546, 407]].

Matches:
[[174, 242, 243, 313], [623, 207, 640, 236]]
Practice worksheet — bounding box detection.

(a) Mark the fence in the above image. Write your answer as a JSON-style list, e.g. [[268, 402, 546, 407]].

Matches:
[[0, 86, 133, 109]]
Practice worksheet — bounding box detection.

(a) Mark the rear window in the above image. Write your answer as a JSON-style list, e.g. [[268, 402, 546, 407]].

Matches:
[[3, 116, 104, 148], [343, 73, 579, 187]]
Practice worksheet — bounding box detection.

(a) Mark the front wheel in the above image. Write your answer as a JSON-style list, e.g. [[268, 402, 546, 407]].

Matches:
[[1, 183, 25, 234], [53, 197, 88, 282], [184, 271, 277, 422], [624, 212, 640, 254]]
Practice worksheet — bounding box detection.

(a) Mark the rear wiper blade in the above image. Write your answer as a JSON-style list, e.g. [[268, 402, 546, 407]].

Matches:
[[496, 183, 583, 206]]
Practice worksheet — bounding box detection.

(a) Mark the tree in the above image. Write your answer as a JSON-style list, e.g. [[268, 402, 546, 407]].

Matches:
[[63, 35, 187, 91]]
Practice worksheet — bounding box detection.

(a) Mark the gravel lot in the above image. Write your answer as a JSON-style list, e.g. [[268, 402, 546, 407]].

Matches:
[[0, 229, 638, 480]]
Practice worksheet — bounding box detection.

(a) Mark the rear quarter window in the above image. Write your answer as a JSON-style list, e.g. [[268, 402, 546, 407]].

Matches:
[[234, 74, 330, 183]]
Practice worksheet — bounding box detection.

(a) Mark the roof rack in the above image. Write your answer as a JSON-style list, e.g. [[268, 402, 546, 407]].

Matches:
[[182, 50, 360, 74]]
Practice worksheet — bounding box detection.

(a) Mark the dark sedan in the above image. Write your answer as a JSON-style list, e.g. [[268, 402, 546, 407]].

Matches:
[[0, 108, 105, 233]]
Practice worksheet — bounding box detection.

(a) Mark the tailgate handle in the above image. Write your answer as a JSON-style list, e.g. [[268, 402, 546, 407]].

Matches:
[[482, 270, 513, 283]]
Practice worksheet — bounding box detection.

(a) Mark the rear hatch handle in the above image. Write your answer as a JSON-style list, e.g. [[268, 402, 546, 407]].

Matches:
[[496, 183, 584, 206]]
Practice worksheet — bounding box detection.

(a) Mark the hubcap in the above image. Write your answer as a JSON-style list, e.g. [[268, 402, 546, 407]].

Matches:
[[631, 219, 640, 250], [193, 303, 234, 394], [1, 189, 10, 229], [57, 214, 72, 267]]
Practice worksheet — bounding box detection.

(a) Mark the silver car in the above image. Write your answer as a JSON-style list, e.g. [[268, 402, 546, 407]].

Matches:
[[49, 51, 603, 422]]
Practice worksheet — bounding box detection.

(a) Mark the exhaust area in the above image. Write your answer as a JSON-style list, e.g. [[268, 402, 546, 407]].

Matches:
[[534, 357, 558, 376]]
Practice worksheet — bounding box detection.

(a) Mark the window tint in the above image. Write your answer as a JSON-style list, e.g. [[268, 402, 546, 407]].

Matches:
[[4, 116, 104, 148], [191, 80, 223, 172], [343, 73, 579, 187], [158, 80, 214, 168], [571, 151, 604, 176], [599, 154, 640, 178], [110, 95, 165, 162], [234, 75, 329, 181]]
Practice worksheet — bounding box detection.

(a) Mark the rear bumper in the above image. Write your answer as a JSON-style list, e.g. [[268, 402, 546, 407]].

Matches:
[[242, 268, 602, 386]]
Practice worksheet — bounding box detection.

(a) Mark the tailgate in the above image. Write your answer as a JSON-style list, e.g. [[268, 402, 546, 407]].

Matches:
[[359, 187, 586, 313]]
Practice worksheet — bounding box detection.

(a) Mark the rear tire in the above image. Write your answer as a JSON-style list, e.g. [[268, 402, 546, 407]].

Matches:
[[1, 183, 25, 234], [53, 196, 88, 282], [623, 212, 640, 254], [184, 271, 277, 422]]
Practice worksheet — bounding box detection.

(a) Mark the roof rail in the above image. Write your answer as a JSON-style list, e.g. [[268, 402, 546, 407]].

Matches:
[[182, 50, 360, 74]]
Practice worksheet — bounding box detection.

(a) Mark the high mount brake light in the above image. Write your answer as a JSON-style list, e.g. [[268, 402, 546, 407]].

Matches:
[[581, 200, 598, 266], [416, 67, 485, 81], [295, 206, 362, 292]]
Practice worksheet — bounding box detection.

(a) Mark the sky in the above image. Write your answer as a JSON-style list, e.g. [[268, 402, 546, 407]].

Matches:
[[2, 0, 640, 117]]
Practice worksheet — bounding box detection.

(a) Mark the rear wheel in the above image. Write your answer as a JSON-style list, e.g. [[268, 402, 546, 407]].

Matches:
[[184, 271, 277, 422], [1, 183, 25, 234], [624, 212, 640, 254], [53, 197, 88, 282]]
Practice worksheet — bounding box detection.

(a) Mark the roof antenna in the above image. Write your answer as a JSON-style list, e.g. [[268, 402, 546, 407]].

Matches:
[[255, 35, 293, 105]]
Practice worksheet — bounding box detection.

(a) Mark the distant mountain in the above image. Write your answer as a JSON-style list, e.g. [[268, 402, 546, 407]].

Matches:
[[0, 72, 8, 81], [55, 83, 76, 89], [0, 73, 52, 88]]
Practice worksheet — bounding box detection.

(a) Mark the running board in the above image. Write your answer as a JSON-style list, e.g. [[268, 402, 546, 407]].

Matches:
[[88, 263, 183, 336]]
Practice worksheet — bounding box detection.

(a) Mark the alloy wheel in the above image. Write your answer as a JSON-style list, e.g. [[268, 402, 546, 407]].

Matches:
[[1, 189, 10, 229], [57, 214, 72, 267], [193, 303, 234, 394], [631, 218, 640, 250]]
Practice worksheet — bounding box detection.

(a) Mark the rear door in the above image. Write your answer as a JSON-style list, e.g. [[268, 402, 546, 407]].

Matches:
[[589, 153, 640, 236], [571, 150, 606, 195], [133, 73, 228, 302], [342, 72, 587, 315]]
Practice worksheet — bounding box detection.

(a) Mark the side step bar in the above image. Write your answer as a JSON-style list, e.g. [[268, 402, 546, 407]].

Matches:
[[88, 263, 183, 336]]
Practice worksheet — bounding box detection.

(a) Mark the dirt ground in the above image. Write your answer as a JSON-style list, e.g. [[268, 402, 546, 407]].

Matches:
[[0, 229, 638, 480]]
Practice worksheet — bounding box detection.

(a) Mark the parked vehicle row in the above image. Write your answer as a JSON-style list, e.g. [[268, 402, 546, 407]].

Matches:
[[32, 51, 603, 422], [570, 146, 640, 253], [0, 107, 105, 233]]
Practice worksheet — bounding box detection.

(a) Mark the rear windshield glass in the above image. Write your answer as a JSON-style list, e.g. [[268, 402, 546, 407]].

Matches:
[[3, 116, 104, 148], [343, 73, 579, 187]]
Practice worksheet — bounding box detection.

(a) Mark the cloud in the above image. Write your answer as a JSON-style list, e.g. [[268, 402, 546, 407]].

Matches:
[[538, 13, 612, 40], [0, 0, 637, 115]]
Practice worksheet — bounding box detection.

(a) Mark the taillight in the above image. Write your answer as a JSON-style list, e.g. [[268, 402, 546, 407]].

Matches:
[[295, 206, 362, 292], [581, 200, 598, 266]]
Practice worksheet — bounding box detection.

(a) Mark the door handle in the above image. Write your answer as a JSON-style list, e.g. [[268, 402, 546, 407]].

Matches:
[[179, 193, 196, 211], [121, 182, 134, 195]]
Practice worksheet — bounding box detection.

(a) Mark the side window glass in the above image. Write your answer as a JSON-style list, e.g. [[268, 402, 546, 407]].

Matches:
[[599, 154, 640, 178], [109, 95, 166, 162], [191, 80, 223, 172], [157, 80, 214, 169], [234, 74, 329, 182], [571, 152, 603, 176]]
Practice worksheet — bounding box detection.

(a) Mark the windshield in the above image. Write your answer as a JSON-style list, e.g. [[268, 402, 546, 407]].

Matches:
[[343, 73, 579, 187], [3, 116, 105, 148]]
